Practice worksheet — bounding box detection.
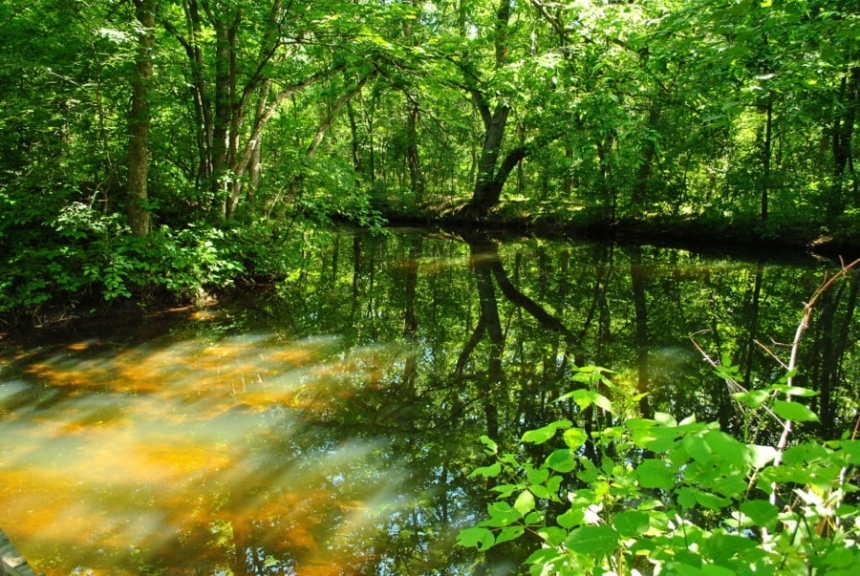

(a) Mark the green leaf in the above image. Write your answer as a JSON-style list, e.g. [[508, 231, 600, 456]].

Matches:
[[527, 467, 549, 485], [636, 459, 675, 490], [694, 490, 731, 510], [558, 389, 614, 413], [613, 510, 650, 537], [514, 490, 536, 515], [490, 484, 518, 499], [772, 400, 819, 422], [456, 527, 495, 550], [564, 525, 619, 558], [732, 389, 770, 409], [546, 449, 576, 473], [557, 507, 584, 529], [481, 502, 522, 527], [480, 435, 499, 454], [837, 440, 860, 464], [529, 484, 553, 500], [632, 426, 680, 452], [495, 526, 524, 545], [470, 461, 502, 478], [563, 427, 589, 449], [654, 412, 678, 427], [770, 384, 817, 397], [702, 532, 758, 562], [739, 499, 779, 530], [677, 487, 697, 509], [522, 419, 572, 444]]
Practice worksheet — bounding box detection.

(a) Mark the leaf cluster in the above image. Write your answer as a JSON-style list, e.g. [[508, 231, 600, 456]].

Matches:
[[458, 368, 860, 576]]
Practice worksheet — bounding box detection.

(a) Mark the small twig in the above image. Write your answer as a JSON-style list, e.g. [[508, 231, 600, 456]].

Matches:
[[754, 340, 790, 370], [690, 332, 783, 427]]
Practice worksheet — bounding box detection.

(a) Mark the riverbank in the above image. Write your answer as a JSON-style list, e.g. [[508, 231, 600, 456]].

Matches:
[[3, 208, 856, 330], [373, 201, 860, 262]]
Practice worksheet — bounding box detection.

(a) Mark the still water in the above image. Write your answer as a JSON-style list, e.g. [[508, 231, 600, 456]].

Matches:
[[1, 228, 857, 575]]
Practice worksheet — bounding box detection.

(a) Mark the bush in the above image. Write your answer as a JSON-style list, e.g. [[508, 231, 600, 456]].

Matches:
[[458, 368, 860, 575]]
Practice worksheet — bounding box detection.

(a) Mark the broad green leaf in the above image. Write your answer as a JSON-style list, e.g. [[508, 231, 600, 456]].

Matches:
[[636, 459, 675, 490], [470, 461, 501, 478], [576, 458, 599, 483], [480, 435, 499, 454], [837, 440, 860, 464], [654, 412, 678, 427], [514, 490, 536, 515], [456, 527, 494, 550], [546, 449, 576, 473], [563, 427, 589, 449], [702, 533, 758, 562], [559, 389, 614, 413], [770, 384, 817, 397], [538, 526, 568, 546], [732, 389, 770, 409], [625, 418, 656, 430], [699, 564, 738, 576], [522, 419, 572, 444], [564, 525, 619, 558], [773, 400, 819, 422], [704, 430, 752, 470], [527, 467, 549, 486], [500, 453, 520, 467], [525, 547, 566, 567], [695, 490, 731, 510], [481, 502, 522, 527], [739, 499, 779, 530], [677, 487, 697, 509], [557, 507, 584, 529], [613, 510, 650, 537], [495, 526, 524, 545], [679, 414, 698, 426], [823, 546, 859, 568], [529, 484, 553, 500], [632, 426, 680, 452], [683, 433, 712, 463]]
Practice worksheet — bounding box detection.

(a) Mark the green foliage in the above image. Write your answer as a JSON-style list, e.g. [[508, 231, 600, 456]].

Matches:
[[0, 196, 247, 319], [459, 367, 860, 575]]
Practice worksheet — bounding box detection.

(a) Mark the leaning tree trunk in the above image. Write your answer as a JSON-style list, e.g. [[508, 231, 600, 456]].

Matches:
[[127, 0, 156, 238]]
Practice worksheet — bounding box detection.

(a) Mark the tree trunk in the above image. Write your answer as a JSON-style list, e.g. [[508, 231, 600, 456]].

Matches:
[[128, 0, 156, 237], [831, 67, 859, 214], [210, 9, 241, 218], [761, 97, 773, 221], [406, 101, 425, 197], [629, 246, 654, 420], [632, 106, 660, 215]]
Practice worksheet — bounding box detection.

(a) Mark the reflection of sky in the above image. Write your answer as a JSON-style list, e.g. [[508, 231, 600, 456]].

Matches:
[[0, 326, 423, 575]]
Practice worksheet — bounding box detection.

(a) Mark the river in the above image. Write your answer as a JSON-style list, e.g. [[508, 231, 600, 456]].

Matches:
[[0, 228, 855, 575]]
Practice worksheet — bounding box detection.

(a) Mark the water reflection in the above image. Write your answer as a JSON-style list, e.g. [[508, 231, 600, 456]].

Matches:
[[1, 229, 857, 575]]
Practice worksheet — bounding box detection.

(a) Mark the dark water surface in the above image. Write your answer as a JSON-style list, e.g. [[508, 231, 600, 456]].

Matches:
[[1, 228, 857, 575]]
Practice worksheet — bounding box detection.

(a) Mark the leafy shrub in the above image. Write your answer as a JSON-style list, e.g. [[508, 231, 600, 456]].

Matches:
[[458, 368, 860, 575]]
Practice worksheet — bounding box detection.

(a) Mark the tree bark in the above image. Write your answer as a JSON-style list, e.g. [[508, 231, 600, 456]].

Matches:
[[831, 67, 859, 214], [128, 0, 156, 237]]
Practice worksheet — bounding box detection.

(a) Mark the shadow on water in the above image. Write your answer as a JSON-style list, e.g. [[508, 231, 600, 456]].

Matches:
[[1, 229, 858, 575]]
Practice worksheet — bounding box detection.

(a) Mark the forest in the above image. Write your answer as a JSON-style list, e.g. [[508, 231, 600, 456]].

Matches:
[[1, 0, 859, 318]]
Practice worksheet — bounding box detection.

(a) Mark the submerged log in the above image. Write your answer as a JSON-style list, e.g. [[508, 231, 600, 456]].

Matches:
[[0, 530, 42, 576]]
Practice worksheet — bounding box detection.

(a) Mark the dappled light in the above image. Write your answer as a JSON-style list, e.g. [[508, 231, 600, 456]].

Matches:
[[1, 316, 414, 575]]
